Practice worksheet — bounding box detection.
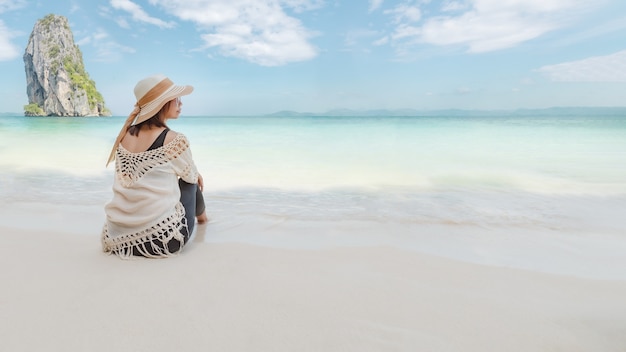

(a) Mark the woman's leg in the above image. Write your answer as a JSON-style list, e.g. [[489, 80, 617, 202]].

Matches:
[[178, 179, 198, 240], [195, 187, 208, 223]]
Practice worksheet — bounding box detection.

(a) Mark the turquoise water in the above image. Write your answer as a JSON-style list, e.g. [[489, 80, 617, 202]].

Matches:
[[3, 114, 624, 191], [1, 113, 625, 232]]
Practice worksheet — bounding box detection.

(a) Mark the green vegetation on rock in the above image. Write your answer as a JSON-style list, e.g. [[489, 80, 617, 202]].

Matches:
[[49, 44, 60, 58], [40, 14, 55, 29], [24, 103, 45, 116], [63, 50, 105, 110], [40, 14, 69, 31]]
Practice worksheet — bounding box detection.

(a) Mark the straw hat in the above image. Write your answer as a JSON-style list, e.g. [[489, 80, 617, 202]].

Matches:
[[106, 74, 193, 166], [131, 74, 194, 125]]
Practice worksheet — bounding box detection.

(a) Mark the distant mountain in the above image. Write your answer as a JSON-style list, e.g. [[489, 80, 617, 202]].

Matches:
[[507, 107, 626, 116], [267, 110, 310, 117], [266, 107, 626, 117]]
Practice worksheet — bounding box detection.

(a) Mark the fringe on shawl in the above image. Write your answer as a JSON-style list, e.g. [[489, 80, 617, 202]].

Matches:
[[101, 203, 188, 259]]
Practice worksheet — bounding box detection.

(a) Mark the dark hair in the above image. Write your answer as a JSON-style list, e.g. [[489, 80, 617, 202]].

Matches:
[[127, 101, 172, 136]]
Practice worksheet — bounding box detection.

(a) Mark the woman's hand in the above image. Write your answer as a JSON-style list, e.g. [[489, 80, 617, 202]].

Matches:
[[198, 173, 204, 192]]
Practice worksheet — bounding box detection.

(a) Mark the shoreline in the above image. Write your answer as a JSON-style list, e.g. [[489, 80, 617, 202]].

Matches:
[[2, 199, 626, 280]]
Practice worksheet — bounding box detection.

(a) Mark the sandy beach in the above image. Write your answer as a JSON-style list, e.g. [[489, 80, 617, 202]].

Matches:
[[2, 202, 626, 352]]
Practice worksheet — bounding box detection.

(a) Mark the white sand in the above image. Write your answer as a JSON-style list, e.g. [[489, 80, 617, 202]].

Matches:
[[2, 207, 626, 351]]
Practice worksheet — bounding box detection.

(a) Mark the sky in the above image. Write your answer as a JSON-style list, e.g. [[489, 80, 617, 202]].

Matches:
[[0, 0, 625, 115]]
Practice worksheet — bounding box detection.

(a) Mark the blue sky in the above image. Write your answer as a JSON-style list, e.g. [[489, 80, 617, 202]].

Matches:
[[0, 0, 625, 115]]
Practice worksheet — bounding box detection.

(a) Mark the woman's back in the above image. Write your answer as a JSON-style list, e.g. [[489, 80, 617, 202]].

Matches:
[[120, 127, 178, 153]]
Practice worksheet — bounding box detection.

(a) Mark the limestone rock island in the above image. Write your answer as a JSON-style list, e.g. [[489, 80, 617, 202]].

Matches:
[[23, 14, 109, 117]]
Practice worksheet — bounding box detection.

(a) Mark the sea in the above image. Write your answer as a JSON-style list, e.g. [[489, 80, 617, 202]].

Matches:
[[1, 112, 626, 277]]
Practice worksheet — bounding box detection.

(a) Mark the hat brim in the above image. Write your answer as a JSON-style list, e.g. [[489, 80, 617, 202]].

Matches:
[[132, 84, 193, 126]]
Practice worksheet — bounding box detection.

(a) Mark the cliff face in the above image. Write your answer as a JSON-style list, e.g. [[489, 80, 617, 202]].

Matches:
[[23, 14, 109, 117]]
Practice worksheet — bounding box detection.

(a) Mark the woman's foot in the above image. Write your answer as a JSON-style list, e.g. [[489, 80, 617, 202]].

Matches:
[[196, 211, 208, 224]]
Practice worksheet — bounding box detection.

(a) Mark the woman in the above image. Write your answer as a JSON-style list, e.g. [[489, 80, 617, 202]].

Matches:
[[102, 74, 207, 259]]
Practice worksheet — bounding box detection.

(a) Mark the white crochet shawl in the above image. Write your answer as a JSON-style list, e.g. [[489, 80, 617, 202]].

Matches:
[[102, 133, 199, 259]]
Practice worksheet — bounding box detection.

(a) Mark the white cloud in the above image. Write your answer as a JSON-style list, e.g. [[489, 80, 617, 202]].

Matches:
[[0, 0, 26, 13], [369, 0, 384, 12], [554, 15, 626, 48], [384, 3, 421, 24], [79, 28, 136, 62], [115, 18, 131, 29], [280, 0, 325, 13], [0, 20, 19, 61], [110, 0, 175, 29], [391, 24, 421, 41], [419, 10, 554, 52], [538, 50, 626, 82], [385, 0, 592, 54], [0, 0, 25, 61], [372, 36, 389, 46], [98, 5, 112, 16], [441, 1, 469, 12], [148, 0, 319, 66]]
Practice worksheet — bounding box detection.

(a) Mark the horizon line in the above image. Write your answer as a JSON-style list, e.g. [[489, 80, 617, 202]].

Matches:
[[2, 106, 626, 117]]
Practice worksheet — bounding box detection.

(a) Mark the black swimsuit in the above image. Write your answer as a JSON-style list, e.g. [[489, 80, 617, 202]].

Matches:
[[147, 128, 170, 151]]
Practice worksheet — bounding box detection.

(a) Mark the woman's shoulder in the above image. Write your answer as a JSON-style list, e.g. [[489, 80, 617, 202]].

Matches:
[[164, 129, 191, 141], [163, 131, 191, 157], [163, 129, 178, 145]]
